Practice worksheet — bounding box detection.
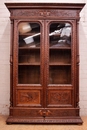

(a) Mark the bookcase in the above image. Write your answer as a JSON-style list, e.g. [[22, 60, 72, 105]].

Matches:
[[5, 3, 85, 124]]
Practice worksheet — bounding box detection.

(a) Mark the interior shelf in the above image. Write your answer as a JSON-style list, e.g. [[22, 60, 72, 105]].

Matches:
[[49, 47, 71, 50], [18, 63, 40, 65], [49, 63, 71, 66], [19, 47, 40, 49], [19, 32, 40, 36]]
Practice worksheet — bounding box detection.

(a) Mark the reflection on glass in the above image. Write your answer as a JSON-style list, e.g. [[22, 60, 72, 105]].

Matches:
[[49, 23, 71, 47], [18, 22, 40, 47], [18, 22, 41, 84]]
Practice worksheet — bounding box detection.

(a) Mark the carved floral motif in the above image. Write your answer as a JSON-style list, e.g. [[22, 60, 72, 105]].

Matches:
[[21, 92, 38, 102], [17, 90, 40, 105], [49, 91, 71, 104]]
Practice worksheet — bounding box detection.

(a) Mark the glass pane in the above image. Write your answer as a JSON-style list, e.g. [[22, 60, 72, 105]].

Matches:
[[49, 23, 71, 47], [49, 22, 72, 84], [18, 66, 40, 84], [18, 22, 41, 84], [49, 66, 71, 84], [19, 49, 40, 64], [49, 50, 71, 64]]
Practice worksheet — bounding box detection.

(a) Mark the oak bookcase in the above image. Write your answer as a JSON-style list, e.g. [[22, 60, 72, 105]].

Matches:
[[5, 3, 85, 124]]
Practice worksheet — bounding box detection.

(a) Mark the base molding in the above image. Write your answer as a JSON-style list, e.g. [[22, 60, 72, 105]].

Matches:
[[6, 116, 83, 124]]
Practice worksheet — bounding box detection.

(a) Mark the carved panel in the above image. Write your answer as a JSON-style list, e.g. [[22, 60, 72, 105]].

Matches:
[[11, 9, 78, 18], [46, 109, 76, 117], [16, 90, 41, 106], [13, 109, 42, 117], [48, 90, 71, 105], [10, 108, 78, 117]]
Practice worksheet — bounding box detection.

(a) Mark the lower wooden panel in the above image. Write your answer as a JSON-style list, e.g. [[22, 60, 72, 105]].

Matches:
[[47, 90, 72, 106], [9, 107, 80, 117], [16, 89, 42, 106]]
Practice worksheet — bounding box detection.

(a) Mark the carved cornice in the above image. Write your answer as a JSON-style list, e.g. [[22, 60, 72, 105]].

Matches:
[[11, 9, 78, 19]]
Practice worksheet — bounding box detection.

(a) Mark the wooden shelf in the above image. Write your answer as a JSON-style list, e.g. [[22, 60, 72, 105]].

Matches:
[[49, 63, 71, 66], [18, 63, 40, 65], [19, 47, 40, 49], [19, 32, 38, 36], [49, 47, 71, 50]]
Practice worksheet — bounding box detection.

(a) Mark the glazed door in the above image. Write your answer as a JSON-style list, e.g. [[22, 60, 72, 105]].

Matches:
[[44, 21, 75, 116], [14, 20, 45, 109]]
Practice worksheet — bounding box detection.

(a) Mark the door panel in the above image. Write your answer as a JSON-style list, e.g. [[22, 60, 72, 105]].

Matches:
[[47, 90, 72, 107], [46, 21, 73, 108], [16, 89, 42, 107], [15, 21, 44, 108]]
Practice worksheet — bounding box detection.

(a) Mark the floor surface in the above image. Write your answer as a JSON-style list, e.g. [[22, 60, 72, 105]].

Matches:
[[0, 115, 87, 130]]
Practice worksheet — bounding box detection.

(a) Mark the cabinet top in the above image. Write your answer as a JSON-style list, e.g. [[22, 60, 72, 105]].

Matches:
[[5, 3, 85, 11]]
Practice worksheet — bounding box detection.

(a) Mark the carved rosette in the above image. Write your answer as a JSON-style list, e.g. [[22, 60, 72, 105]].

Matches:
[[48, 91, 71, 105], [16, 90, 41, 106]]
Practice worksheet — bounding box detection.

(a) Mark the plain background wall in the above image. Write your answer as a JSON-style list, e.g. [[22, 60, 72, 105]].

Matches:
[[0, 0, 87, 116]]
